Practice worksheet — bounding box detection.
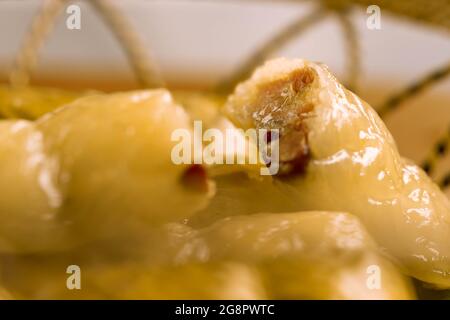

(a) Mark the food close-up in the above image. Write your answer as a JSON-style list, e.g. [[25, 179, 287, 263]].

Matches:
[[0, 0, 449, 302]]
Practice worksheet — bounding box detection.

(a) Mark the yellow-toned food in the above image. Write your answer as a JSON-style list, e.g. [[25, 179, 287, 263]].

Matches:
[[0, 85, 89, 120], [189, 172, 299, 227], [172, 91, 297, 227], [0, 252, 266, 300], [0, 287, 12, 300], [81, 262, 267, 300], [0, 211, 412, 299], [173, 90, 227, 130], [0, 120, 72, 252], [225, 58, 450, 288], [180, 212, 415, 299], [1, 60, 447, 299], [173, 90, 265, 177], [0, 90, 214, 253]]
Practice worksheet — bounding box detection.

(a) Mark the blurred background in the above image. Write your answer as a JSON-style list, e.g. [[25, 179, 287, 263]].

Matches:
[[0, 0, 449, 195]]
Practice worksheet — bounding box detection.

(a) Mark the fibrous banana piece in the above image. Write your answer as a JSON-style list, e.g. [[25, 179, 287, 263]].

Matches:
[[177, 212, 415, 299], [224, 58, 450, 288], [0, 90, 213, 253], [0, 85, 89, 120]]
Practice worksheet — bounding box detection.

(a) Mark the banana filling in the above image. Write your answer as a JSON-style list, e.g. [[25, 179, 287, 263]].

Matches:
[[225, 58, 450, 289], [226, 65, 318, 176], [0, 58, 448, 298]]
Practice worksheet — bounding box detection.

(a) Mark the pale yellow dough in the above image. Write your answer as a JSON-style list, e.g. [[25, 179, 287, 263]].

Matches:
[[0, 211, 414, 299], [224, 58, 450, 288], [178, 212, 415, 299], [0, 254, 266, 299], [0, 90, 213, 253], [0, 85, 88, 120]]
